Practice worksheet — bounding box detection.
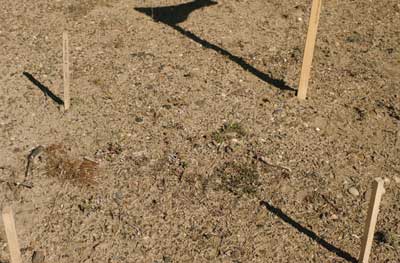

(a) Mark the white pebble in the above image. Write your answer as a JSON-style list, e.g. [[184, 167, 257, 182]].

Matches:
[[348, 187, 360, 197], [394, 176, 400, 184]]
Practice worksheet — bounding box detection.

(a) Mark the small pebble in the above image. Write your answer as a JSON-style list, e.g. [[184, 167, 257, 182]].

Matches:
[[330, 214, 338, 220], [231, 138, 241, 145], [348, 187, 360, 197], [135, 116, 144, 123], [394, 176, 400, 184], [383, 178, 390, 184]]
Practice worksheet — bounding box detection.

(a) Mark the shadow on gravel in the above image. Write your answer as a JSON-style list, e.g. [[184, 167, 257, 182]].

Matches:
[[134, 0, 294, 92], [260, 201, 358, 263], [23, 72, 64, 105]]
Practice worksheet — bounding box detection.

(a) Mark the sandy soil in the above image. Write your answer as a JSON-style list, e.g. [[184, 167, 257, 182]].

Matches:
[[0, 0, 399, 262]]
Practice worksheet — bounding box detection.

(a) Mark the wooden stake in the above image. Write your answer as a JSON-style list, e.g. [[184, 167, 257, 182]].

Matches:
[[358, 178, 385, 263], [63, 31, 70, 110], [297, 0, 322, 100], [2, 206, 22, 263]]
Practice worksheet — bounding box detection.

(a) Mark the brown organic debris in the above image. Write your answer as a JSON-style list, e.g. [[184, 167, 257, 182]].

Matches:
[[44, 144, 98, 184]]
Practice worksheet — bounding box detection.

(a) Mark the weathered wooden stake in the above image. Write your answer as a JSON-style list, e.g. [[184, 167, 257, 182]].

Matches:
[[63, 31, 70, 110], [358, 178, 385, 263], [2, 206, 22, 263], [298, 0, 322, 100]]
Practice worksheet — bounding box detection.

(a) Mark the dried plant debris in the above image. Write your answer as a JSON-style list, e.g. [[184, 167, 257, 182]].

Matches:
[[94, 142, 123, 161], [44, 144, 98, 184], [374, 230, 400, 249], [209, 161, 260, 196], [212, 122, 246, 144], [63, 0, 117, 18], [376, 100, 400, 121], [25, 145, 45, 178]]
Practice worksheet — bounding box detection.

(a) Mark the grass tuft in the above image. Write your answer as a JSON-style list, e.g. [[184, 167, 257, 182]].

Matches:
[[212, 122, 246, 143], [212, 161, 260, 196]]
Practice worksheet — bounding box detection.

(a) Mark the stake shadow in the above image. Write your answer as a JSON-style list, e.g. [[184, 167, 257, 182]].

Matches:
[[134, 0, 294, 92], [23, 72, 64, 105], [135, 0, 218, 25], [260, 201, 357, 263]]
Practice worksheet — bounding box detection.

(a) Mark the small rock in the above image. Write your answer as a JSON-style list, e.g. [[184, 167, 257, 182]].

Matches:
[[348, 187, 360, 197], [330, 214, 339, 220], [231, 138, 241, 145], [135, 116, 144, 123], [383, 178, 390, 184], [272, 108, 283, 115], [394, 176, 400, 184], [113, 192, 123, 201]]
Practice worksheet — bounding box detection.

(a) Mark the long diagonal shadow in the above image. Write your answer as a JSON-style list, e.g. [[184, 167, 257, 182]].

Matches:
[[23, 72, 64, 105], [134, 0, 294, 91], [260, 201, 357, 263]]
